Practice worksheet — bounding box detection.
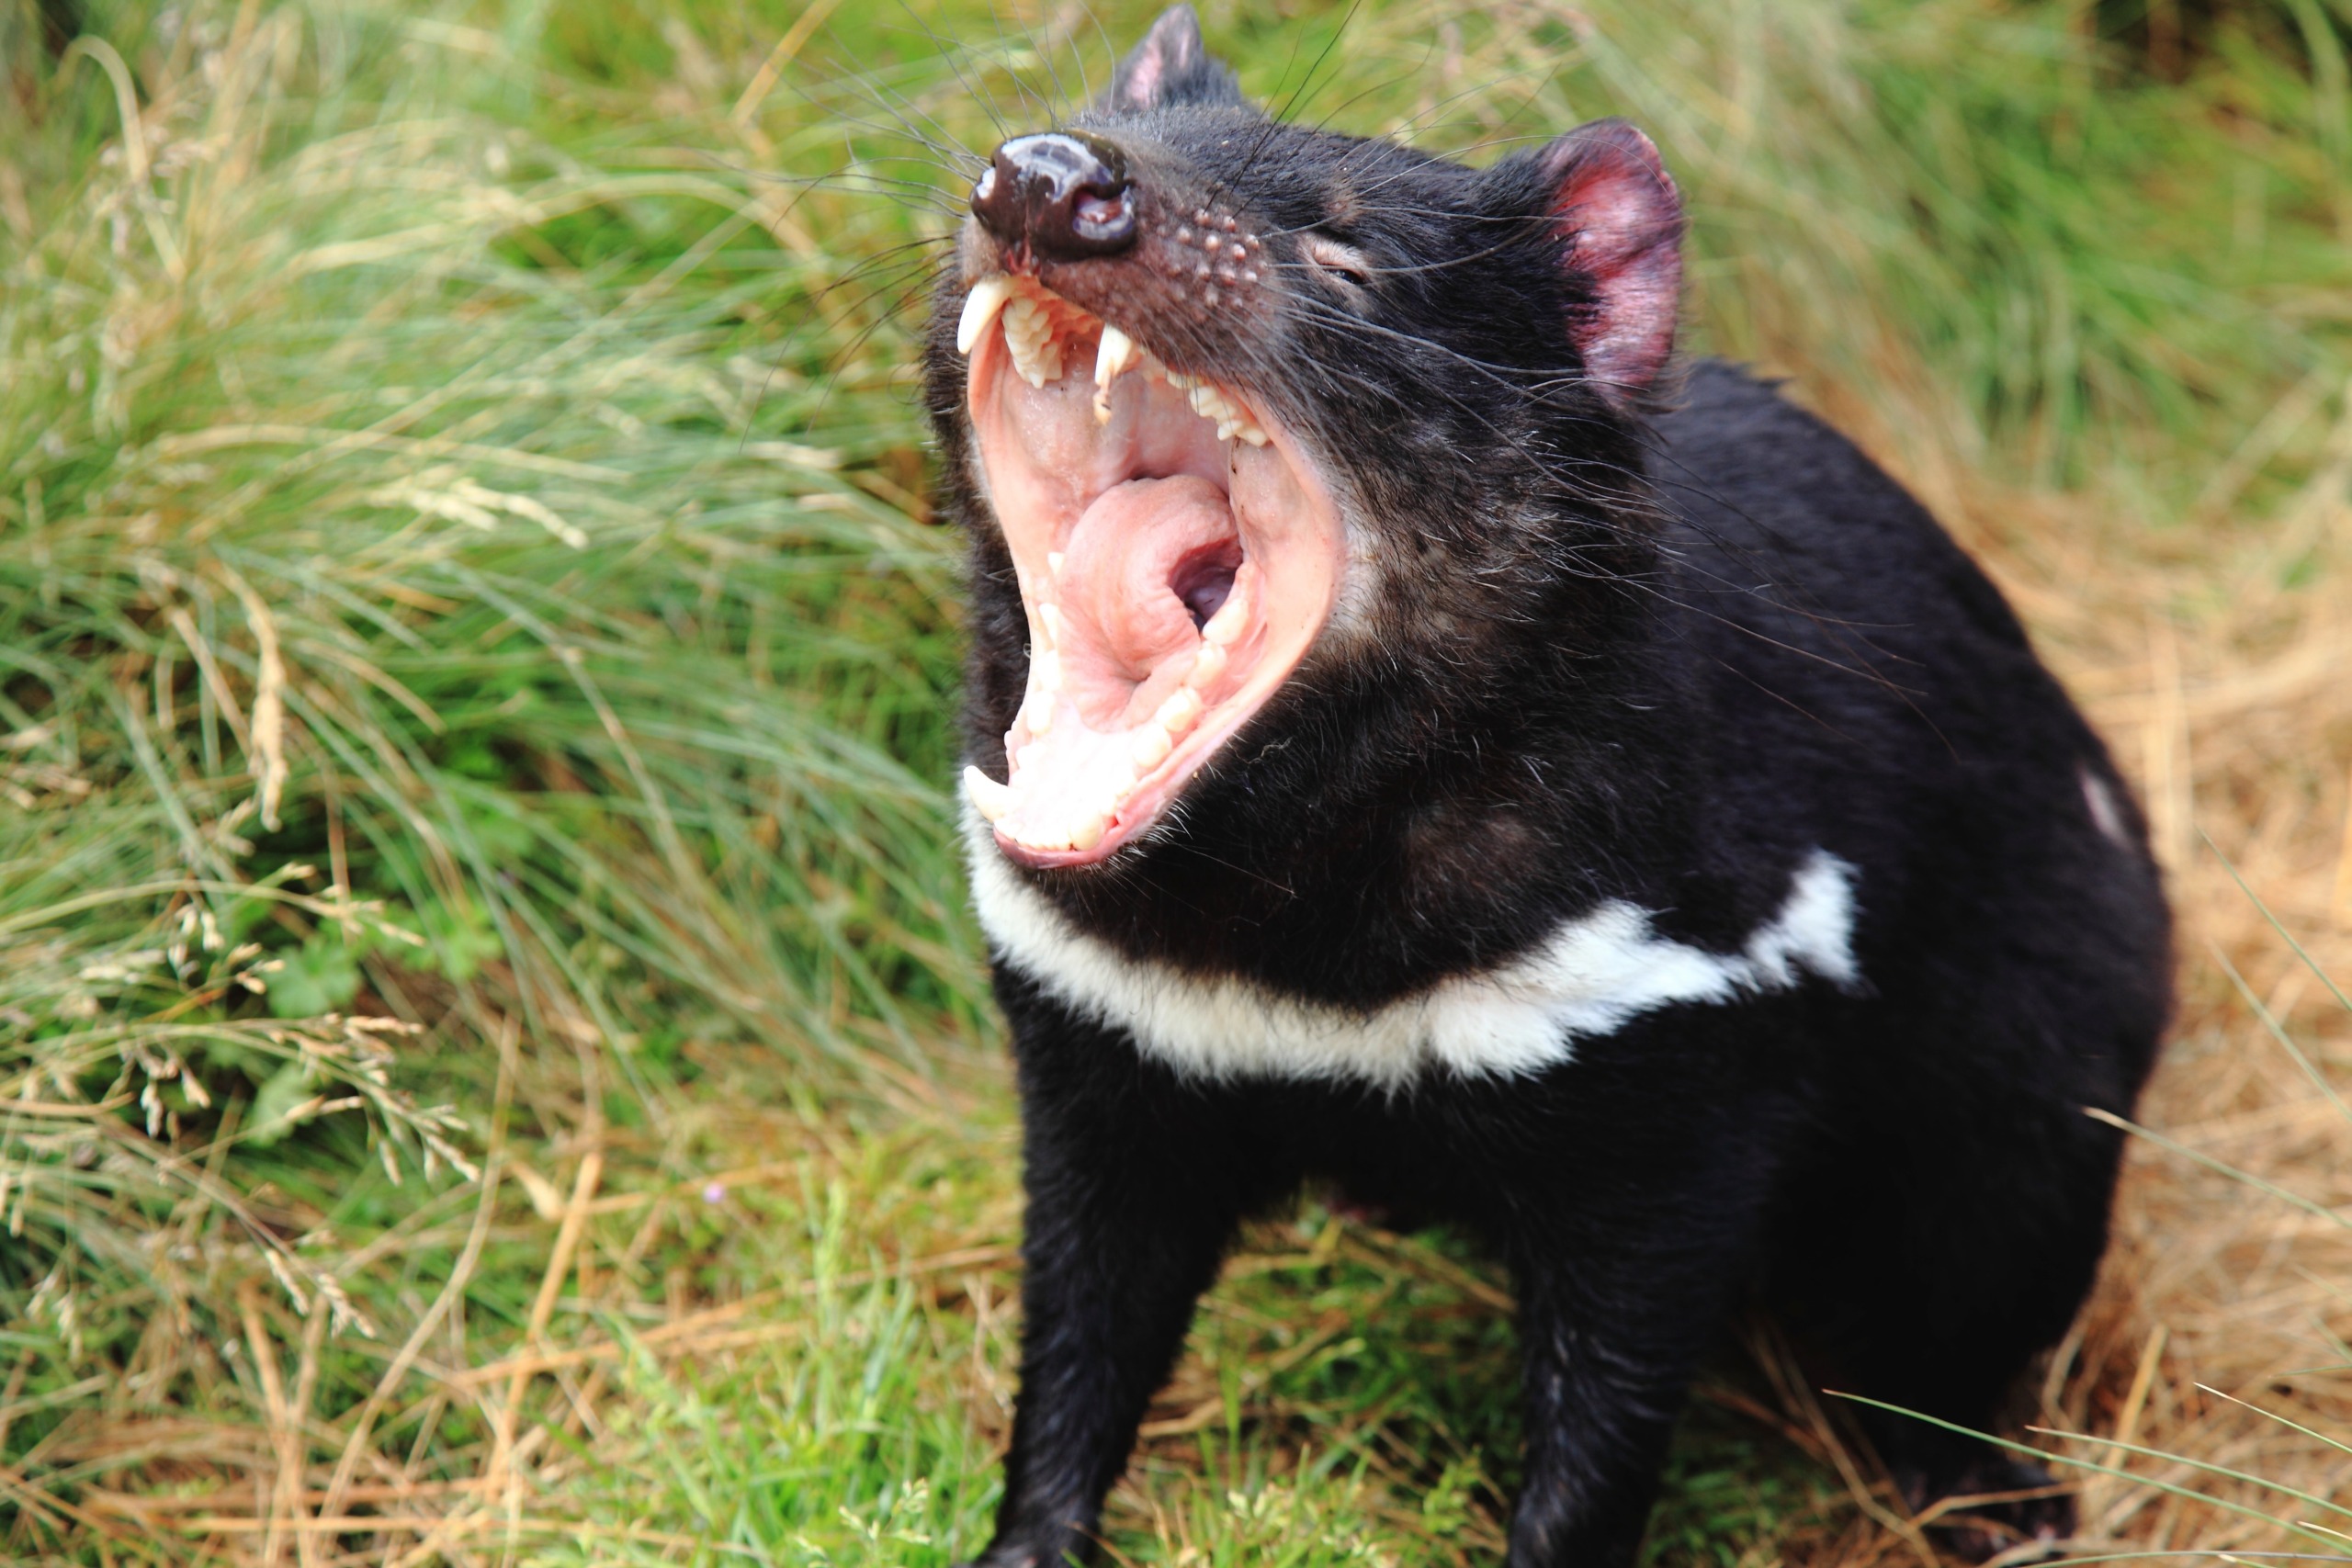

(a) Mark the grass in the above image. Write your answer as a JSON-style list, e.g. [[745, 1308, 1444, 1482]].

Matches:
[[2, 0, 2349, 1562]]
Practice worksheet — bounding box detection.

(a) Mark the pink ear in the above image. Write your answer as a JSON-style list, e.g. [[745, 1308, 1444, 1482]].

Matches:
[[1542, 120, 1683, 406], [1105, 6, 1238, 112]]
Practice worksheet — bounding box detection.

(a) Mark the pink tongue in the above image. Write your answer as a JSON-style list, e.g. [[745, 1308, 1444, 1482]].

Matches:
[[1052, 475, 1237, 721]]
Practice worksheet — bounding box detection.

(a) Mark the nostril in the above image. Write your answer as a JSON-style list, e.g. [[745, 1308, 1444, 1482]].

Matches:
[[1072, 190, 1135, 248]]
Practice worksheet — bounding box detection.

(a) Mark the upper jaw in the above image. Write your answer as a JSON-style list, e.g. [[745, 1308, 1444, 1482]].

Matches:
[[956, 267, 1346, 870]]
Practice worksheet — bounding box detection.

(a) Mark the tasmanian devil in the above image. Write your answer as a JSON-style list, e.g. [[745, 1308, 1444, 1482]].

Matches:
[[923, 8, 2170, 1564]]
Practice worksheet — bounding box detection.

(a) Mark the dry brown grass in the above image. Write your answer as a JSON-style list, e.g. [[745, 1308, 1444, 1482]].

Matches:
[[1707, 356, 2352, 1565]]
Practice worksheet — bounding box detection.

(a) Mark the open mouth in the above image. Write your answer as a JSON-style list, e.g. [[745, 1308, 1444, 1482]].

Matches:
[[959, 273, 1345, 867]]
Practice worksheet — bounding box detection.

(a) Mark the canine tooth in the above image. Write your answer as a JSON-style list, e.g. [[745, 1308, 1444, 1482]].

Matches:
[[1155, 687, 1204, 734], [1130, 724, 1173, 768], [1094, 325, 1138, 387], [965, 765, 1017, 822], [1092, 325, 1140, 423], [1040, 602, 1068, 652], [1234, 420, 1269, 446], [1046, 550, 1066, 577], [1185, 640, 1227, 690], [1068, 813, 1108, 852], [956, 276, 1015, 355]]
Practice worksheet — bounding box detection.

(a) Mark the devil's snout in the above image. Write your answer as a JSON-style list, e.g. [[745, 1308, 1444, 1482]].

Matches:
[[972, 132, 1138, 260]]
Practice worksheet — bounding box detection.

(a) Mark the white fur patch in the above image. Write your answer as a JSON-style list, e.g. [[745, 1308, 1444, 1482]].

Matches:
[[962, 804, 1861, 1087]]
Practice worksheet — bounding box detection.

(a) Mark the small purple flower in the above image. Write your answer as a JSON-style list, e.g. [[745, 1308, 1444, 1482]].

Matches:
[[702, 1181, 726, 1204]]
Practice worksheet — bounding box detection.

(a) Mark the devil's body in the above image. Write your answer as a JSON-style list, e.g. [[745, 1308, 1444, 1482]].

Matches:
[[928, 13, 2168, 1565]]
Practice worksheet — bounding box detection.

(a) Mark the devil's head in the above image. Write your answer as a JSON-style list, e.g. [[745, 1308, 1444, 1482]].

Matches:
[[929, 5, 1684, 874]]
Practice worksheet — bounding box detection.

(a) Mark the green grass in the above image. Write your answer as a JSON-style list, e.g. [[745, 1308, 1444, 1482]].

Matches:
[[1, 0, 2346, 1562]]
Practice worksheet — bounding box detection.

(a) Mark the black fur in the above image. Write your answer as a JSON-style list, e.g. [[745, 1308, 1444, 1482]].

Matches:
[[927, 11, 2169, 1564]]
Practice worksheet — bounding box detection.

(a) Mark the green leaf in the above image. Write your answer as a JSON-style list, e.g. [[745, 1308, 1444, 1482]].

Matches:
[[243, 1062, 314, 1148], [417, 902, 503, 983], [266, 931, 362, 1019]]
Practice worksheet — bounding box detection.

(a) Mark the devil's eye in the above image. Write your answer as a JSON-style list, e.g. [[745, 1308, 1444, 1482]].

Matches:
[[1304, 235, 1374, 290]]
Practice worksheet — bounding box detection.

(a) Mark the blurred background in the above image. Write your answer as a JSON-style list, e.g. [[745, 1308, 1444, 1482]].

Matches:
[[1, 0, 2347, 1562]]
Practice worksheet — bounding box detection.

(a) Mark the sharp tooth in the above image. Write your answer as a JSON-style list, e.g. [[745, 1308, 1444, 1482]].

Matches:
[[965, 765, 1017, 822], [1095, 325, 1137, 387], [1184, 381, 1267, 446], [1155, 687, 1204, 735], [1131, 724, 1173, 768], [1001, 293, 1064, 388], [956, 276, 1015, 355], [1185, 640, 1227, 691], [1093, 325, 1140, 423], [1039, 603, 1068, 653], [1046, 551, 1066, 577], [1068, 813, 1108, 852]]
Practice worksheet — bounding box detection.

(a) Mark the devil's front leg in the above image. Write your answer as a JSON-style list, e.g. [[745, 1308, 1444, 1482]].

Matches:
[[964, 974, 1267, 1568], [1487, 1073, 1781, 1568]]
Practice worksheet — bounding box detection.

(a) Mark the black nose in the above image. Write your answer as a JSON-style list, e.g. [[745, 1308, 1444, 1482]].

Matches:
[[971, 132, 1137, 260]]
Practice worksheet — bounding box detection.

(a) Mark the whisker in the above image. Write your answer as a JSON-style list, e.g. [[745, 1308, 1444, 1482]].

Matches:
[[877, 6, 1016, 150]]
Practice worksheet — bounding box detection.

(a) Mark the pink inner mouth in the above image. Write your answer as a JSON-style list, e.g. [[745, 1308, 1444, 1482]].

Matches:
[[962, 276, 1345, 866]]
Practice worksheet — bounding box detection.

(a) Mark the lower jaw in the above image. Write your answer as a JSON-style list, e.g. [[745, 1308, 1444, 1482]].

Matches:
[[975, 691, 1235, 867]]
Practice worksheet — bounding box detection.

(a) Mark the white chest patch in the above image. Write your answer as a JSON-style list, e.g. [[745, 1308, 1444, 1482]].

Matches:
[[963, 806, 1863, 1088]]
